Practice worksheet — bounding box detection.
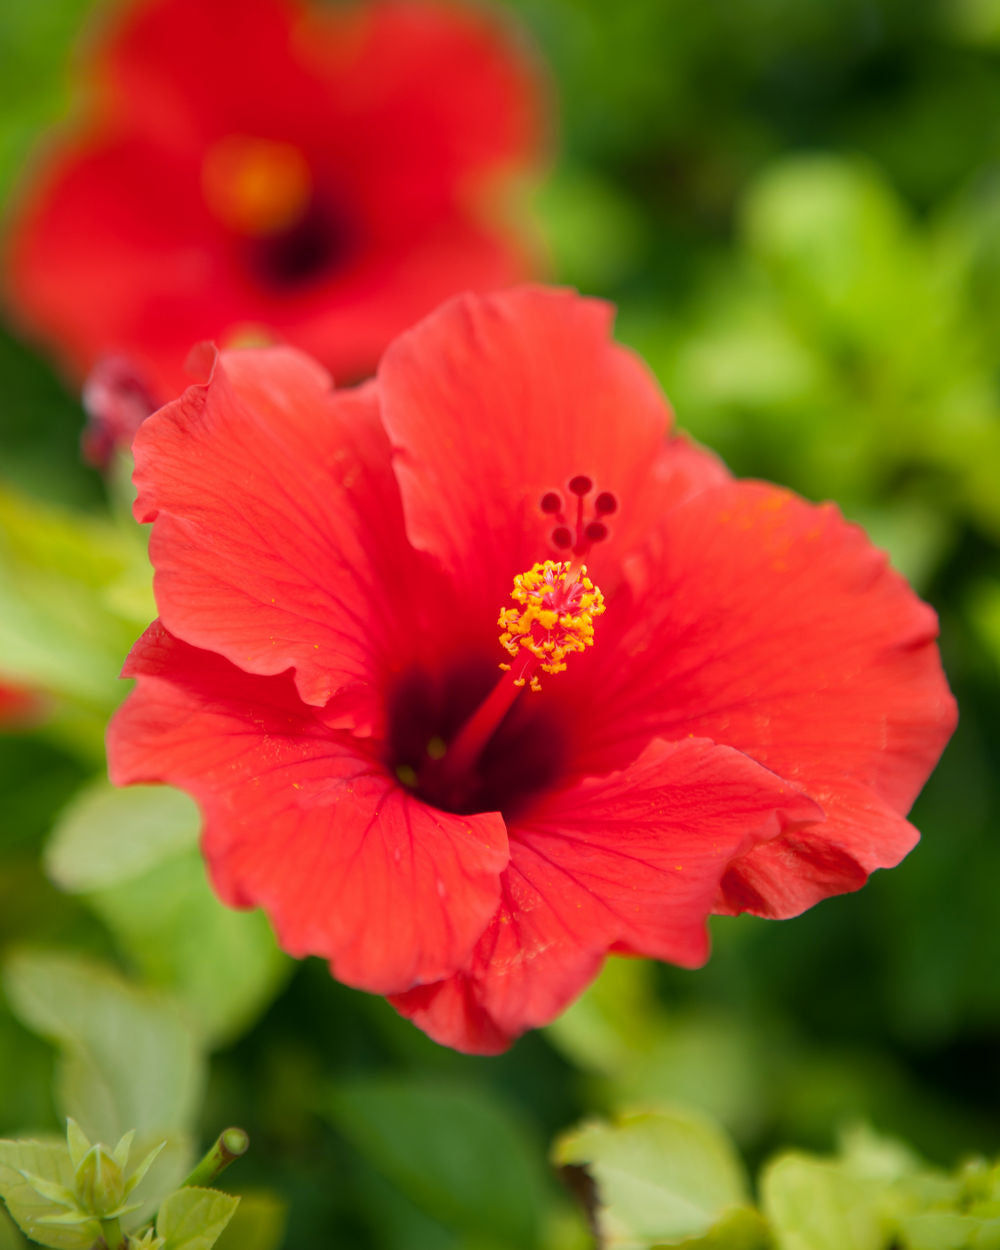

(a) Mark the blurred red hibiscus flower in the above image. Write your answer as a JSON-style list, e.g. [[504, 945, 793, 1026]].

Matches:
[[107, 286, 956, 1053], [0, 682, 43, 729], [4, 0, 542, 404]]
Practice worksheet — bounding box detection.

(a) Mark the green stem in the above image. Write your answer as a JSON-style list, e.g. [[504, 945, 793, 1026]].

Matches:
[[181, 1128, 249, 1189], [97, 1216, 124, 1249]]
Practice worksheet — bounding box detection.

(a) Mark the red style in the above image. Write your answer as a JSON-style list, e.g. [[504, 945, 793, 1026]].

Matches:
[[107, 287, 956, 1053], [5, 0, 542, 402]]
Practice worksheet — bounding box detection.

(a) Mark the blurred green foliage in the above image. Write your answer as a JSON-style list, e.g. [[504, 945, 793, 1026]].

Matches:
[[2, 0, 1000, 1246], [555, 1109, 1000, 1250]]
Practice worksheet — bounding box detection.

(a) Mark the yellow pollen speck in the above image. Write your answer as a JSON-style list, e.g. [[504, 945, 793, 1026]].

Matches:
[[498, 560, 605, 690]]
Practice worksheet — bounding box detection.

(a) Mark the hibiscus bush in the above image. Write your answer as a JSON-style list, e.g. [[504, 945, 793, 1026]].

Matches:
[[1, 1, 999, 1248]]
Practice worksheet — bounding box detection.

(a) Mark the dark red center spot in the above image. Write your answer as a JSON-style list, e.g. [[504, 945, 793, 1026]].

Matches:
[[385, 659, 567, 819], [245, 197, 356, 290]]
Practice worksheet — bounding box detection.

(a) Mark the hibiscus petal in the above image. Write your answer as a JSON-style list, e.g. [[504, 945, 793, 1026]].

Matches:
[[132, 347, 426, 722], [378, 286, 675, 611], [101, 0, 540, 195], [315, 0, 543, 226], [563, 481, 957, 917], [99, 0, 333, 142], [5, 132, 223, 398], [108, 622, 508, 993], [715, 779, 916, 917], [391, 735, 820, 1053], [285, 215, 539, 392]]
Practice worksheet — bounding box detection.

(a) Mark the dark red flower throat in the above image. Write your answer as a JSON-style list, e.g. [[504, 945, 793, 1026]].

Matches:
[[385, 478, 612, 821], [385, 656, 568, 820]]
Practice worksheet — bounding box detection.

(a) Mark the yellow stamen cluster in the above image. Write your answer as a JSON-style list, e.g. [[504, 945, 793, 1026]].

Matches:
[[498, 560, 605, 690], [202, 136, 312, 237]]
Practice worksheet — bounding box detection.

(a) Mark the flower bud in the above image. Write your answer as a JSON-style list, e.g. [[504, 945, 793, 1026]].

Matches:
[[74, 1144, 127, 1217]]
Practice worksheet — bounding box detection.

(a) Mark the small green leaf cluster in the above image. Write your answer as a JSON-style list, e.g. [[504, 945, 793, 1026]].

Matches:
[[0, 1120, 238, 1250], [555, 1108, 1000, 1250]]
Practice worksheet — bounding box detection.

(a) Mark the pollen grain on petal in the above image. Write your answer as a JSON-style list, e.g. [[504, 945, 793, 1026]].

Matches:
[[498, 560, 605, 690]]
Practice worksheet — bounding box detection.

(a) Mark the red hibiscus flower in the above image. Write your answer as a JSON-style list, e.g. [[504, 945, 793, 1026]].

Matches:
[[4, 0, 542, 403], [107, 286, 956, 1053], [0, 681, 44, 730]]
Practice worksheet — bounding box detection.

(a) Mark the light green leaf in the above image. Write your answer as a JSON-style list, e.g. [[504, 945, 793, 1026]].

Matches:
[[155, 1188, 239, 1250], [15, 1170, 75, 1208], [125, 1142, 167, 1198], [327, 1078, 547, 1247], [836, 1124, 922, 1185], [0, 1205, 26, 1250], [46, 779, 288, 1047], [63, 1122, 90, 1173], [761, 1154, 885, 1250], [742, 156, 920, 344], [2, 950, 200, 1221], [0, 487, 137, 708], [675, 1206, 771, 1249], [553, 1107, 749, 1249], [213, 1191, 286, 1250], [113, 1130, 137, 1171], [0, 1140, 97, 1250], [87, 852, 287, 1048], [898, 1211, 985, 1250], [46, 780, 201, 893]]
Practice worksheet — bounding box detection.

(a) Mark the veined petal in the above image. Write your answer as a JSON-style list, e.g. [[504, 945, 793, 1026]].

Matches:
[[132, 347, 426, 724], [715, 778, 919, 917], [378, 286, 674, 611], [562, 481, 957, 916], [108, 623, 508, 993], [392, 736, 819, 1052]]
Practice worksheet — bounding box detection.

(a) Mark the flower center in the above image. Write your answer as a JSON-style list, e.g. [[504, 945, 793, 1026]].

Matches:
[[498, 560, 605, 691], [389, 561, 604, 817], [203, 137, 356, 289], [202, 136, 313, 237]]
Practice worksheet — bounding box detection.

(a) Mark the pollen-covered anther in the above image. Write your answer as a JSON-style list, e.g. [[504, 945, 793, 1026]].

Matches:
[[498, 560, 605, 690]]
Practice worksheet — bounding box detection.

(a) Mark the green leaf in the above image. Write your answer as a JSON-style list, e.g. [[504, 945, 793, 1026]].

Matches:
[[897, 1211, 987, 1250], [213, 1191, 287, 1250], [63, 1122, 90, 1173], [2, 950, 201, 1221], [155, 1188, 239, 1250], [46, 779, 288, 1047], [761, 1154, 886, 1250], [3, 950, 203, 1141], [836, 1124, 922, 1185], [46, 780, 201, 893], [327, 1077, 548, 1247], [0, 1205, 27, 1250], [0, 487, 138, 709], [0, 0, 94, 206], [89, 853, 286, 1048], [741, 156, 920, 345], [0, 1140, 97, 1250], [553, 1107, 749, 1248], [676, 1207, 771, 1250]]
